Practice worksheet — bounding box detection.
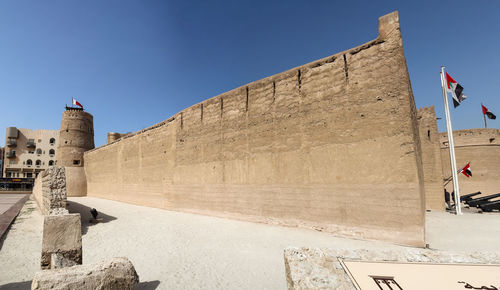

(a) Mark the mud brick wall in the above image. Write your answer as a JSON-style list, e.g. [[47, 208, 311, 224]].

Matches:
[[440, 128, 500, 196], [417, 107, 444, 211], [85, 12, 425, 246]]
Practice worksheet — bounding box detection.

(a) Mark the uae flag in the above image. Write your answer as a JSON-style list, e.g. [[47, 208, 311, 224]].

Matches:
[[482, 104, 496, 120], [72, 98, 83, 109], [460, 162, 472, 178], [446, 73, 467, 107]]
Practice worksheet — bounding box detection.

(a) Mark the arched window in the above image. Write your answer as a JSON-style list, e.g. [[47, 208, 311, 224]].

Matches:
[[36, 148, 42, 155], [49, 149, 55, 156], [26, 159, 33, 166], [48, 160, 54, 166], [36, 160, 41, 166], [49, 138, 55, 145]]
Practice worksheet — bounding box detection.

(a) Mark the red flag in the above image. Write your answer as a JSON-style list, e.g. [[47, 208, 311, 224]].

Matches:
[[460, 162, 472, 178], [481, 104, 496, 119], [72, 98, 83, 109]]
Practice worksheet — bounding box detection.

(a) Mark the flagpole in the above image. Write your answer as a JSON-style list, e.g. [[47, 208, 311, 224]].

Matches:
[[482, 103, 487, 128], [441, 66, 462, 215]]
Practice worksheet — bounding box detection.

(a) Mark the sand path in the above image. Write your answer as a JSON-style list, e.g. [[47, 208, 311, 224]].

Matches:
[[1, 196, 499, 289]]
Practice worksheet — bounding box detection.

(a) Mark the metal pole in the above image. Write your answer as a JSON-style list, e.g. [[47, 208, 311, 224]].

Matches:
[[483, 104, 488, 128], [440, 67, 462, 215]]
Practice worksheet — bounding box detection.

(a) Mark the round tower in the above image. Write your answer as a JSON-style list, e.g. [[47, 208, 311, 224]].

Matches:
[[56, 107, 95, 196]]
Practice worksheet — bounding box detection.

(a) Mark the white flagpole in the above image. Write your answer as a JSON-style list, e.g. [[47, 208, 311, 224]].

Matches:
[[440, 66, 462, 215]]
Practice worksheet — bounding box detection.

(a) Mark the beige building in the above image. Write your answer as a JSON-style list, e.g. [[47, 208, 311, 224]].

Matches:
[[3, 127, 59, 178], [0, 147, 4, 176]]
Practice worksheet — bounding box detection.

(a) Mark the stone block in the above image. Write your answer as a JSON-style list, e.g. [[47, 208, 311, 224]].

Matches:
[[284, 247, 500, 290], [32, 257, 139, 290], [41, 214, 82, 270], [34, 166, 68, 215]]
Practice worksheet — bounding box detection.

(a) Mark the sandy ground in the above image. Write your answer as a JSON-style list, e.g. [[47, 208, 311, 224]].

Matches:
[[0, 196, 499, 290]]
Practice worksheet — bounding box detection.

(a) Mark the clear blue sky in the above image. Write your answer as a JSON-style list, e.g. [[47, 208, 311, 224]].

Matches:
[[1, 0, 498, 147]]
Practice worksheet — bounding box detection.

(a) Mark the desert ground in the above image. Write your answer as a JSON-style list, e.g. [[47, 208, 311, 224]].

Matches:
[[1, 196, 499, 289]]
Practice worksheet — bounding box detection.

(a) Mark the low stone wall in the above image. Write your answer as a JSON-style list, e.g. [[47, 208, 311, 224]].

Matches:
[[32, 166, 68, 215], [284, 247, 500, 289]]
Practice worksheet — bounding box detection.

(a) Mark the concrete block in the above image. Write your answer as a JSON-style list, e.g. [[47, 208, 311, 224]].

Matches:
[[41, 214, 82, 269], [32, 257, 139, 290]]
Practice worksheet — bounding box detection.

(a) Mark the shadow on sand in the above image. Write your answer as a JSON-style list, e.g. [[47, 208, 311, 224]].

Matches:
[[67, 200, 117, 235], [135, 280, 161, 290], [0, 281, 31, 290]]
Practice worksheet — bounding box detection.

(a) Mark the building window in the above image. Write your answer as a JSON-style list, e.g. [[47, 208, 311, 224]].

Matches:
[[6, 172, 11, 177], [73, 160, 80, 165], [36, 148, 42, 155], [48, 160, 54, 166], [9, 160, 16, 164], [28, 151, 34, 154], [49, 149, 55, 156], [26, 159, 33, 166], [49, 138, 55, 145], [26, 173, 33, 178], [36, 160, 41, 166]]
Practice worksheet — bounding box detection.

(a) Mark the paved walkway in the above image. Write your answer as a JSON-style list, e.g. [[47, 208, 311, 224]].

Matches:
[[0, 194, 30, 239]]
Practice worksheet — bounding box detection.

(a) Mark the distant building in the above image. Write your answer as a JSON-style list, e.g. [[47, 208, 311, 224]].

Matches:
[[3, 127, 59, 178], [0, 147, 4, 176]]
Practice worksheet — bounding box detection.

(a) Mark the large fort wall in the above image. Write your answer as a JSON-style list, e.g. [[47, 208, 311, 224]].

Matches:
[[85, 12, 425, 246], [440, 128, 500, 195], [417, 107, 445, 211]]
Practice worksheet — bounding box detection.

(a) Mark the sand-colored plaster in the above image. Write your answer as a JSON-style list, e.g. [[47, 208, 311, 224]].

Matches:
[[84, 12, 425, 246]]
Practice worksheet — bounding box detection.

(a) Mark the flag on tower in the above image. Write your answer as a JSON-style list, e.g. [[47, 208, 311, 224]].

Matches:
[[446, 73, 467, 107], [482, 104, 496, 120], [460, 162, 472, 178], [72, 98, 83, 109]]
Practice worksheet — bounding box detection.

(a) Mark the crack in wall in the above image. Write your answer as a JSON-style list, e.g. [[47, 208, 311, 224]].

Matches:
[[343, 54, 348, 82], [220, 97, 224, 118], [297, 69, 302, 91], [246, 87, 249, 112], [200, 103, 204, 122], [272, 81, 276, 103]]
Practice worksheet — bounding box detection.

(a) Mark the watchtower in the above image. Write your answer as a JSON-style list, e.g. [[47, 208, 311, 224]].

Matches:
[[56, 107, 94, 196]]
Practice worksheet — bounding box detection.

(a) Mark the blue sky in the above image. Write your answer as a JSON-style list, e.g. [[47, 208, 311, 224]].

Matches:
[[1, 0, 498, 147]]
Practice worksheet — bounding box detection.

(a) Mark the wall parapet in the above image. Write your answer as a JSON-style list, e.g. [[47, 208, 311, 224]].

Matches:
[[439, 128, 500, 148], [87, 13, 398, 155]]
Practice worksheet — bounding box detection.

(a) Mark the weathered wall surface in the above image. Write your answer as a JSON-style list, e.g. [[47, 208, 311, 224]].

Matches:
[[56, 108, 94, 197], [85, 12, 425, 246], [107, 132, 130, 144], [32, 166, 68, 216], [440, 128, 500, 195], [417, 107, 444, 211]]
